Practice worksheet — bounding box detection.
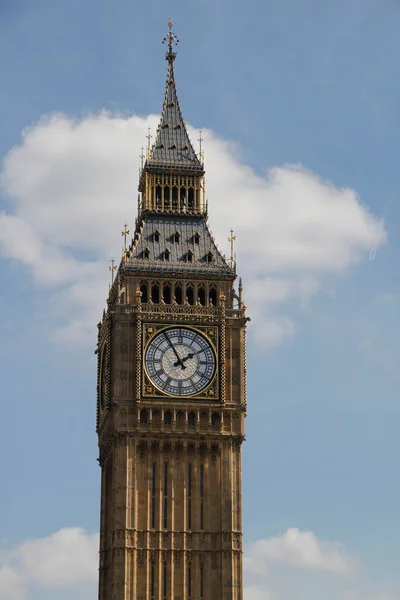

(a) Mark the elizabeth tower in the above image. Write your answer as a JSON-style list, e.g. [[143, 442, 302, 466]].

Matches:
[[96, 21, 248, 600]]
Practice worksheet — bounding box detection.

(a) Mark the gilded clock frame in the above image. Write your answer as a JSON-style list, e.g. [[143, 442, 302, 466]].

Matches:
[[142, 323, 219, 401]]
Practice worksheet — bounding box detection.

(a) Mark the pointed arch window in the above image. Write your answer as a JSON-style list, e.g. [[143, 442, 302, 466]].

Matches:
[[151, 282, 160, 303], [175, 123, 182, 129], [187, 250, 193, 263], [188, 412, 196, 429], [163, 249, 170, 262], [163, 282, 171, 304], [143, 248, 150, 260], [162, 122, 169, 128], [154, 230, 160, 243], [175, 283, 183, 305], [140, 281, 148, 303], [140, 409, 148, 424], [206, 252, 213, 264], [164, 410, 172, 426], [193, 232, 200, 245], [173, 231, 180, 244]]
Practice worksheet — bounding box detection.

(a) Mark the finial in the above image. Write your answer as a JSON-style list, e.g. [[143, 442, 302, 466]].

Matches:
[[146, 127, 152, 159], [198, 130, 204, 163], [228, 229, 236, 269], [162, 17, 179, 62], [121, 223, 130, 252], [109, 258, 116, 285], [238, 278, 243, 307], [140, 146, 145, 170]]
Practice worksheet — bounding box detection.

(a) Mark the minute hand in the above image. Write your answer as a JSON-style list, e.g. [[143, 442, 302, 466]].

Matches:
[[163, 331, 186, 369]]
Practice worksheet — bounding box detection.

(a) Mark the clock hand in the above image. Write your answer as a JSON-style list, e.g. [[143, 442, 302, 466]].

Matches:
[[173, 352, 194, 367], [163, 331, 186, 369]]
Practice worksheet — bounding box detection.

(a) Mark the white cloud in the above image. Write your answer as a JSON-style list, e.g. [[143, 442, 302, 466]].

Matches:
[[0, 528, 98, 599], [0, 112, 386, 347], [245, 528, 357, 575], [14, 527, 98, 587], [0, 526, 398, 600]]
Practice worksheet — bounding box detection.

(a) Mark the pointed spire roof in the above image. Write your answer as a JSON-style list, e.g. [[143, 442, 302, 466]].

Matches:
[[146, 20, 203, 173]]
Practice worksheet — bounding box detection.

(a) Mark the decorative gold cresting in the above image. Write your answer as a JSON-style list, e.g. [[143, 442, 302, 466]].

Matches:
[[163, 17, 179, 62]]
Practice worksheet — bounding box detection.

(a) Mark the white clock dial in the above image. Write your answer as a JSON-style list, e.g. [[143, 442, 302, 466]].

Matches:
[[145, 327, 216, 397]]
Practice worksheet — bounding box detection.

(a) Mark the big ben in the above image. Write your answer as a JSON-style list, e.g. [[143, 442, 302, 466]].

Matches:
[[96, 20, 248, 600]]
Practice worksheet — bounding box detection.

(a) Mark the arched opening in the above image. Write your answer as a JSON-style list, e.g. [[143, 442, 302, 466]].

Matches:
[[163, 283, 171, 304], [209, 286, 217, 306], [119, 291, 125, 304], [152, 410, 161, 429], [172, 187, 178, 209], [164, 410, 172, 426], [187, 251, 193, 263], [186, 285, 194, 305], [211, 413, 221, 431], [206, 252, 213, 264], [151, 283, 160, 303], [175, 283, 183, 305], [164, 186, 170, 210], [140, 409, 148, 424], [143, 248, 150, 259], [180, 187, 186, 210], [156, 186, 162, 209], [163, 249, 170, 262], [200, 412, 208, 431], [176, 411, 184, 429], [140, 282, 148, 303], [198, 285, 206, 306], [188, 412, 196, 429], [188, 188, 194, 210]]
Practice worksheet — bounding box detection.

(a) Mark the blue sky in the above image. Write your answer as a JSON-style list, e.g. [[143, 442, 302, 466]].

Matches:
[[0, 1, 399, 598]]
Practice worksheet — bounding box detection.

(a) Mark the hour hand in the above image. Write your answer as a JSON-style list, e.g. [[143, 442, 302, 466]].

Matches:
[[181, 353, 195, 364]]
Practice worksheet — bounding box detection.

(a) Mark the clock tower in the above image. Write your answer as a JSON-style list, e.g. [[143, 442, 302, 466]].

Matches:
[[96, 21, 248, 600]]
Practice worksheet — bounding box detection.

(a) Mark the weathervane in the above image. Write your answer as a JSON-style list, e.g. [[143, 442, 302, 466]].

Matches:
[[162, 17, 179, 61]]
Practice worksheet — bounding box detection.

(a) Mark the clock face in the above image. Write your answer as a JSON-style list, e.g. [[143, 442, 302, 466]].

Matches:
[[144, 327, 216, 397]]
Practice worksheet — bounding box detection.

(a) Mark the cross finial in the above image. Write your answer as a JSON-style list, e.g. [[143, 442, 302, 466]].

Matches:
[[146, 128, 152, 159], [140, 146, 145, 170], [109, 258, 117, 285], [162, 17, 179, 61], [198, 130, 204, 163], [228, 229, 236, 269], [121, 223, 130, 252]]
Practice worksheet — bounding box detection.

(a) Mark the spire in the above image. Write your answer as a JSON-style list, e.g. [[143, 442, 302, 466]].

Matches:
[[146, 19, 203, 173]]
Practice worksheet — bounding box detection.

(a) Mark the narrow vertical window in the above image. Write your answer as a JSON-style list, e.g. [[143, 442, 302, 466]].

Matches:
[[200, 563, 204, 600], [163, 563, 167, 600], [200, 464, 204, 530], [187, 565, 192, 600], [163, 462, 168, 529], [151, 561, 155, 600], [188, 463, 192, 530], [151, 462, 156, 529]]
